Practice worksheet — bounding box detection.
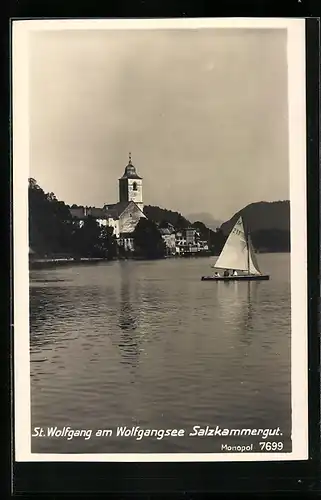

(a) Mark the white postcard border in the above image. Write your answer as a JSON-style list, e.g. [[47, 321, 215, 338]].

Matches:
[[13, 17, 308, 462]]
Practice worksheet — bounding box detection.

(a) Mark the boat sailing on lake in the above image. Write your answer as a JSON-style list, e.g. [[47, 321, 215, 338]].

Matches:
[[201, 216, 270, 281]]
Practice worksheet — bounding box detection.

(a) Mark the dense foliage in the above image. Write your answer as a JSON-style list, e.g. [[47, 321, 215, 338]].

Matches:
[[143, 205, 190, 229], [144, 207, 225, 255], [132, 219, 166, 259], [29, 179, 290, 260], [28, 179, 117, 259], [71, 217, 118, 259], [220, 201, 290, 234], [191, 221, 226, 255], [251, 229, 290, 253], [218, 201, 290, 253], [29, 178, 73, 256]]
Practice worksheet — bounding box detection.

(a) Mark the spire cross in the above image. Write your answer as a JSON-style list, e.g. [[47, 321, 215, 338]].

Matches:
[[128, 152, 132, 164]]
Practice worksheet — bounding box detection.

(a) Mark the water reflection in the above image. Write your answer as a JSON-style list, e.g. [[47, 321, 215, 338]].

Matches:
[[30, 288, 59, 351], [29, 256, 291, 453], [216, 281, 261, 347], [240, 282, 260, 346], [117, 263, 141, 368], [118, 282, 137, 333]]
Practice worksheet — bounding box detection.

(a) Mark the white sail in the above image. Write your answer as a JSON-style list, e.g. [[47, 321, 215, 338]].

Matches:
[[214, 217, 249, 272], [248, 234, 261, 275]]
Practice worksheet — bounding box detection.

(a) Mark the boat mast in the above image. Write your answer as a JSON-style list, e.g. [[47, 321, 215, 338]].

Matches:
[[246, 224, 250, 275]]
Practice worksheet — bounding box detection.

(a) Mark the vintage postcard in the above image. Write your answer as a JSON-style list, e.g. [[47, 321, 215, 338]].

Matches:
[[13, 18, 308, 462]]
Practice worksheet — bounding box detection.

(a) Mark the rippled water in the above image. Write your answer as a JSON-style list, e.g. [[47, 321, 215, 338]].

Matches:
[[30, 254, 291, 454]]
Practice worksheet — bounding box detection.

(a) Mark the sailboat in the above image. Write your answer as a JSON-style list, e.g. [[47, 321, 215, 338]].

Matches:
[[201, 216, 269, 281]]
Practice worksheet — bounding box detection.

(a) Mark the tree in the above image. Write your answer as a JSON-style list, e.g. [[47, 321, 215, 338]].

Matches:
[[70, 219, 119, 259], [191, 221, 225, 255], [133, 218, 166, 259], [251, 229, 290, 253], [159, 220, 171, 229], [143, 205, 190, 229], [213, 228, 227, 255], [99, 226, 118, 259], [28, 178, 121, 259], [29, 178, 74, 256], [71, 216, 101, 257], [192, 221, 209, 239], [176, 214, 190, 230]]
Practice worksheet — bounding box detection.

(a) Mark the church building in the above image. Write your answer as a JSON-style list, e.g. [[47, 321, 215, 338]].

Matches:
[[69, 154, 146, 250]]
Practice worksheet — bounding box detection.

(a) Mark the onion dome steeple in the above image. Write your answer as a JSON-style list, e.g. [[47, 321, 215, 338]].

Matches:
[[120, 152, 142, 179]]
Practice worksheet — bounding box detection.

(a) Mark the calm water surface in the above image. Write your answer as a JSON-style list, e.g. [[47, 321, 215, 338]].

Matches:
[[30, 254, 291, 453]]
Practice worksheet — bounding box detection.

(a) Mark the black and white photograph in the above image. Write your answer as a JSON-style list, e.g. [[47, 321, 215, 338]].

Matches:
[[13, 18, 308, 461]]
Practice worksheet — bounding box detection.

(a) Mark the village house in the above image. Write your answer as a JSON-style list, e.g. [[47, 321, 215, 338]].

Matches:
[[175, 228, 209, 255], [159, 227, 176, 255], [69, 154, 210, 255]]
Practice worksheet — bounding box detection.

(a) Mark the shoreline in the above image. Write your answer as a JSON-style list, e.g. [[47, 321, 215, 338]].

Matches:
[[29, 257, 107, 269], [29, 250, 290, 269], [29, 254, 215, 269]]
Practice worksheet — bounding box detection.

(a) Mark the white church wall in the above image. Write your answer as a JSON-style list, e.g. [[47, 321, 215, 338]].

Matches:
[[127, 179, 143, 210], [119, 203, 146, 234]]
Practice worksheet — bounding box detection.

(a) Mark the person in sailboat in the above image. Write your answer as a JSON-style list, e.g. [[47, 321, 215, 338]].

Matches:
[[214, 271, 220, 277], [201, 216, 269, 281]]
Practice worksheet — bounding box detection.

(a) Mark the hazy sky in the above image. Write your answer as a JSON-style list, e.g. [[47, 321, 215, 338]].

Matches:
[[29, 28, 289, 220]]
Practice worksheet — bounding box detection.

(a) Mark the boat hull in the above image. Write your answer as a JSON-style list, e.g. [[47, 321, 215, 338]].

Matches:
[[201, 274, 270, 281]]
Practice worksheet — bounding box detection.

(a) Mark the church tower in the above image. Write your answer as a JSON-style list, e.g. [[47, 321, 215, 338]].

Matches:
[[119, 153, 144, 211]]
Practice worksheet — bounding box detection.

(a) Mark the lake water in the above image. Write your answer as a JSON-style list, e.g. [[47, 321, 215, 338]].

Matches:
[[29, 254, 291, 454]]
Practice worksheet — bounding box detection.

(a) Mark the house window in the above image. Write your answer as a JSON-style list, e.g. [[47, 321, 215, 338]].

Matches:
[[132, 182, 137, 191]]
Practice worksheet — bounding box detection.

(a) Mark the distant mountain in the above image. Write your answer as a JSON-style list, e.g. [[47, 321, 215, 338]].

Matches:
[[186, 212, 222, 231], [220, 201, 290, 235], [220, 201, 290, 253], [251, 228, 290, 253]]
